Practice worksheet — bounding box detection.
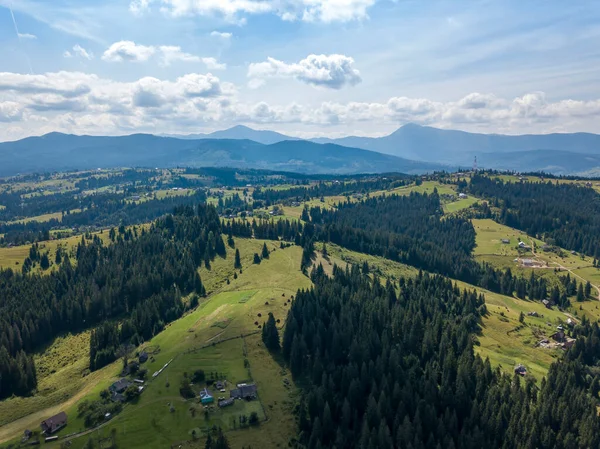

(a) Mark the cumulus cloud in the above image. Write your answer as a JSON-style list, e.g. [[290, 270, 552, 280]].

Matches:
[[64, 44, 94, 60], [102, 41, 156, 62], [158, 46, 202, 66], [248, 54, 361, 89], [0, 101, 23, 122], [2, 70, 600, 139], [102, 41, 225, 69], [132, 0, 377, 23], [202, 57, 227, 70]]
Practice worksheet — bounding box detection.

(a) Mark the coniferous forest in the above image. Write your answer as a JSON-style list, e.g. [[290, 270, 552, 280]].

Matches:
[[0, 204, 221, 398], [283, 265, 600, 449], [467, 174, 600, 258]]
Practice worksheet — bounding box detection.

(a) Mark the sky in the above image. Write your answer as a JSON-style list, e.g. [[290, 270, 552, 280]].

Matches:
[[1, 0, 600, 141]]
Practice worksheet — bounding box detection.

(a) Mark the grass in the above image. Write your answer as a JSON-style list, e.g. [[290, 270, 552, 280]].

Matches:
[[0, 238, 310, 449], [316, 243, 585, 382]]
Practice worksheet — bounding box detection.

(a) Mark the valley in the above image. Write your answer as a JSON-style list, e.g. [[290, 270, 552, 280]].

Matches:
[[2, 168, 600, 448]]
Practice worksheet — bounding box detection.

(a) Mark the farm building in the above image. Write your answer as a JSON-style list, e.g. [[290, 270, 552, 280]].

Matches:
[[110, 378, 132, 394], [230, 383, 258, 400], [218, 398, 235, 408], [520, 259, 536, 267], [40, 411, 67, 435], [514, 365, 527, 376], [138, 351, 148, 363], [518, 242, 532, 250], [200, 388, 214, 404], [458, 193, 468, 199], [551, 330, 566, 343], [501, 239, 510, 244]]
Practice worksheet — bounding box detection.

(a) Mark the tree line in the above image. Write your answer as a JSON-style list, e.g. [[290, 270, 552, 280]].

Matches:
[[467, 174, 600, 258], [283, 264, 600, 448], [0, 204, 222, 397]]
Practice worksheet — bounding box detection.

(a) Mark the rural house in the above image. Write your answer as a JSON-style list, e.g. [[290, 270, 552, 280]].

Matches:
[[200, 388, 214, 404], [139, 351, 148, 363], [110, 378, 132, 394], [230, 383, 258, 400], [40, 411, 67, 435], [501, 239, 510, 244]]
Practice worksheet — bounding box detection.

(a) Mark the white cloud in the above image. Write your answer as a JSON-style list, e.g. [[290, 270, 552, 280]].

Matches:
[[102, 42, 224, 69], [64, 44, 93, 60], [158, 46, 201, 66], [102, 41, 156, 62], [73, 44, 93, 60], [2, 70, 600, 139], [248, 54, 361, 89], [0, 101, 23, 122], [129, 0, 151, 15], [17, 32, 37, 39], [210, 31, 232, 40], [202, 57, 227, 70], [133, 0, 378, 23]]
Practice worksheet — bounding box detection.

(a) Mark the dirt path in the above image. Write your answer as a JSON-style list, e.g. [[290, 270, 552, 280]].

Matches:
[[529, 238, 600, 300]]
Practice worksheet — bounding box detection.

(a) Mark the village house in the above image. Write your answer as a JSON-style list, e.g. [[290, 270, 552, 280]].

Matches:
[[518, 241, 532, 250], [218, 398, 235, 408], [501, 239, 510, 244], [458, 193, 468, 199], [200, 388, 214, 405], [230, 383, 258, 400], [551, 330, 566, 343], [138, 351, 148, 363], [109, 378, 132, 401], [40, 411, 67, 435]]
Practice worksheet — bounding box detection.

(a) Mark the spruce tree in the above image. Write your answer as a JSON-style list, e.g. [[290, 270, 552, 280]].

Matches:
[[253, 253, 261, 264], [262, 313, 280, 351], [261, 243, 270, 259], [234, 249, 242, 269]]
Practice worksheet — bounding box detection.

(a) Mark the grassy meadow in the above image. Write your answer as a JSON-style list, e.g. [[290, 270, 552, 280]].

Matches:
[[0, 238, 309, 449]]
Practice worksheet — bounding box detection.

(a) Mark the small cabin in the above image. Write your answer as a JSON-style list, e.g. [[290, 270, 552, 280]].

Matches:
[[41, 411, 67, 435]]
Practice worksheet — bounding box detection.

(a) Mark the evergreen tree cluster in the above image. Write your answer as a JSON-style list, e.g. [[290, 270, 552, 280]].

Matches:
[[252, 178, 407, 204], [467, 174, 600, 258], [0, 204, 221, 396], [283, 265, 600, 449]]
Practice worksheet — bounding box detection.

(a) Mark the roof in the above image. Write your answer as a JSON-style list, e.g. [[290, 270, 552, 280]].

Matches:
[[41, 412, 67, 434], [110, 378, 132, 393]]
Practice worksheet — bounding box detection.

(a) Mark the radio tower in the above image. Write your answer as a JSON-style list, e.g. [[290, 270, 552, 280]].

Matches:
[[473, 156, 478, 172]]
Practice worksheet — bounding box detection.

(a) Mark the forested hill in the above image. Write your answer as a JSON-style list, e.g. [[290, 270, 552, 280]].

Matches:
[[0, 204, 223, 399], [0, 133, 447, 177], [467, 174, 600, 258], [283, 266, 600, 448]]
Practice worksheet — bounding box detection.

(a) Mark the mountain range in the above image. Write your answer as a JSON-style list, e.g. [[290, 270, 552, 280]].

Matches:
[[3, 124, 600, 177], [167, 124, 600, 175], [0, 133, 446, 177]]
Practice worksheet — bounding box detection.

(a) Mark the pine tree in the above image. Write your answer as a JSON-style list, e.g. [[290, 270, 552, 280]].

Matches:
[[585, 280, 592, 298], [577, 283, 585, 302], [261, 243, 270, 259], [262, 312, 280, 351], [234, 249, 242, 269], [253, 253, 261, 264]]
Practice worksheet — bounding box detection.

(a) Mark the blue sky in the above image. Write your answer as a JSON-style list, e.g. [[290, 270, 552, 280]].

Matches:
[[1, 0, 600, 140]]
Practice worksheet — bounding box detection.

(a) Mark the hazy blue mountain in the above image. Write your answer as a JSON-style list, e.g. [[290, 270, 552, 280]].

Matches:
[[162, 125, 300, 145], [475, 150, 600, 175], [0, 133, 447, 177], [311, 123, 600, 165]]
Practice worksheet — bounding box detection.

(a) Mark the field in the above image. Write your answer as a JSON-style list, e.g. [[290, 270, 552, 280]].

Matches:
[[314, 243, 590, 382], [0, 230, 113, 271], [0, 238, 309, 449]]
